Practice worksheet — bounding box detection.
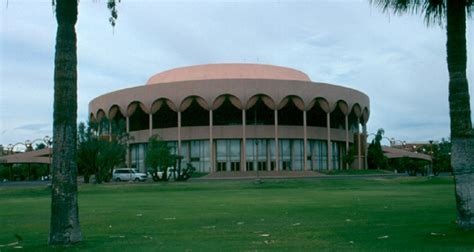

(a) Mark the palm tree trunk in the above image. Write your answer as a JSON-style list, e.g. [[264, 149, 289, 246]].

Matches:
[[49, 0, 82, 244], [447, 0, 474, 230]]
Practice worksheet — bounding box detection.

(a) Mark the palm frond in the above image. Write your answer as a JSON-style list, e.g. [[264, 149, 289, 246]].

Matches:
[[424, 0, 446, 24], [107, 0, 120, 27], [369, 0, 421, 14], [369, 0, 446, 25]]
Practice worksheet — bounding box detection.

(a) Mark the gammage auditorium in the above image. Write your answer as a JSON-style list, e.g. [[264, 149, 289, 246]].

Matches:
[[89, 63, 370, 173]]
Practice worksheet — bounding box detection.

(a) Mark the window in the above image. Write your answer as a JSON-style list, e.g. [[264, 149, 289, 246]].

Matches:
[[131, 143, 147, 172], [307, 140, 327, 170], [231, 162, 240, 171], [245, 139, 276, 171], [258, 161, 266, 171], [217, 162, 226, 172], [270, 161, 276, 171], [180, 140, 210, 172], [282, 161, 291, 171], [216, 139, 241, 172], [246, 162, 254, 171]]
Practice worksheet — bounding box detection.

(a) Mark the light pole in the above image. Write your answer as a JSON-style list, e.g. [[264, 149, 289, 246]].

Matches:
[[25, 140, 32, 179], [25, 140, 33, 151], [6, 144, 13, 180], [255, 140, 261, 183], [389, 138, 406, 148], [7, 144, 13, 155], [429, 140, 434, 176]]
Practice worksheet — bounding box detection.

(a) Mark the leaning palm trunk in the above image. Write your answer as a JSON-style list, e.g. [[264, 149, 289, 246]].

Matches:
[[49, 0, 82, 244], [447, 0, 474, 230]]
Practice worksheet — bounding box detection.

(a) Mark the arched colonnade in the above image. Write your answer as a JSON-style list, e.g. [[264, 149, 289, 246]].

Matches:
[[91, 93, 369, 172]]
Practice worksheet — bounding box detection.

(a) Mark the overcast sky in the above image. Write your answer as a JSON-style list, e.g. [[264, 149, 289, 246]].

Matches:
[[0, 0, 473, 147]]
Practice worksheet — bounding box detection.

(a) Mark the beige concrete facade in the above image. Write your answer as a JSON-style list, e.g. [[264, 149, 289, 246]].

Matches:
[[90, 79, 370, 118], [89, 64, 370, 173]]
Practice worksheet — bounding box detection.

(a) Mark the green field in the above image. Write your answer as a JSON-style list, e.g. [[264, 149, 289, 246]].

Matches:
[[1, 177, 473, 251]]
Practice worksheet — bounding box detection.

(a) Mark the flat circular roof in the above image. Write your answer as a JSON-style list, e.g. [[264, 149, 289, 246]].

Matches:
[[146, 63, 311, 85]]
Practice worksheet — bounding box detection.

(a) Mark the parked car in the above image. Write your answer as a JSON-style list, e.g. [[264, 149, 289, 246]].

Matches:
[[112, 168, 147, 182]]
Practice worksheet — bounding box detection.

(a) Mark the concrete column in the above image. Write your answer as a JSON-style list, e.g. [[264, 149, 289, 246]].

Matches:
[[363, 123, 368, 170], [212, 140, 216, 173], [274, 110, 279, 171], [178, 111, 181, 157], [242, 109, 246, 171], [126, 116, 130, 133], [290, 140, 295, 170], [126, 116, 130, 168], [327, 112, 332, 170], [345, 115, 349, 169], [303, 110, 308, 171], [209, 110, 214, 173], [149, 113, 153, 137], [357, 123, 362, 170]]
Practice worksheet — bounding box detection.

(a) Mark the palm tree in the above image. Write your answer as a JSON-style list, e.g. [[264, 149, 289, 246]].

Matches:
[[49, 0, 81, 244], [370, 0, 473, 230], [49, 0, 120, 245]]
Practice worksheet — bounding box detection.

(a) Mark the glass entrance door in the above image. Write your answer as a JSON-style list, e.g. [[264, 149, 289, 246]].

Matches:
[[216, 139, 241, 171]]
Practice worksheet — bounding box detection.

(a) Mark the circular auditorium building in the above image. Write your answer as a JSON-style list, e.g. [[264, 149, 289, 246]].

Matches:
[[89, 64, 370, 173]]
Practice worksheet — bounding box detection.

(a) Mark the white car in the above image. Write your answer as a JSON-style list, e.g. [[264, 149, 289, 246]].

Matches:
[[112, 168, 147, 182]]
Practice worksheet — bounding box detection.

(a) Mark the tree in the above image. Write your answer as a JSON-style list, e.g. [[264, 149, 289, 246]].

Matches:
[[370, 0, 473, 229], [49, 0, 120, 245], [77, 122, 99, 183], [77, 119, 128, 183], [49, 0, 82, 244], [407, 138, 453, 175], [95, 119, 128, 182], [146, 135, 175, 182], [342, 145, 357, 169], [432, 138, 452, 174], [35, 143, 47, 150], [367, 128, 389, 169]]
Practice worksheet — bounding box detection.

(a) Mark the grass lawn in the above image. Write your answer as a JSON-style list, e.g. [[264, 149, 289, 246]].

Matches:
[[1, 177, 473, 251]]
